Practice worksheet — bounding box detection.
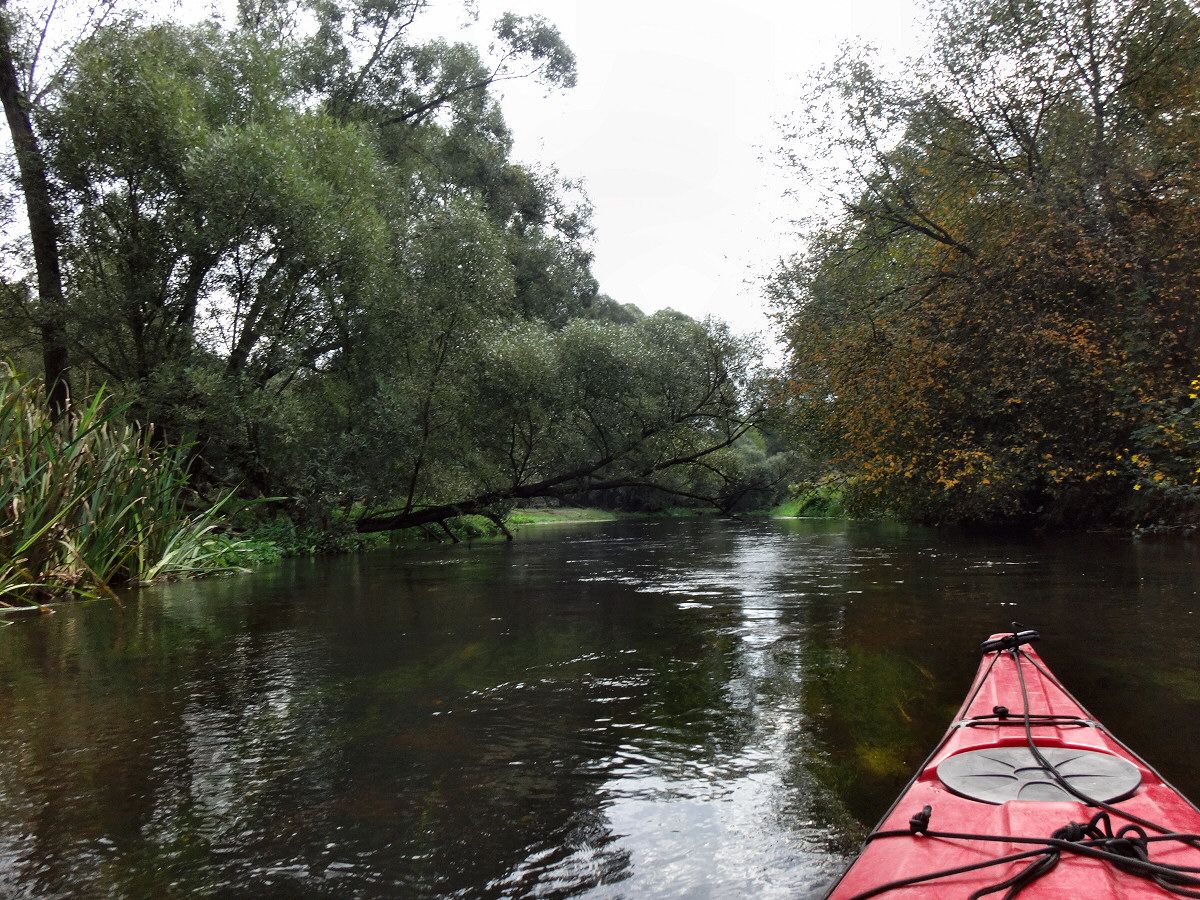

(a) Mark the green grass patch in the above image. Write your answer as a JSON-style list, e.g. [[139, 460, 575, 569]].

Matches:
[[507, 507, 620, 525]]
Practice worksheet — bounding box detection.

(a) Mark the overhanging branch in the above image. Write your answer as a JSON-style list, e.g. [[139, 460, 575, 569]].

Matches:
[[353, 415, 760, 534]]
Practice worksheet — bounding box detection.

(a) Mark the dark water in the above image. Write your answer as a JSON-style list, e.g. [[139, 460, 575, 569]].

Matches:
[[2, 517, 1200, 898]]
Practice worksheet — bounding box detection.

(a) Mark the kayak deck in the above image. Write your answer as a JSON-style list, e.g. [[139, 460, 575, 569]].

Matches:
[[824, 631, 1200, 898]]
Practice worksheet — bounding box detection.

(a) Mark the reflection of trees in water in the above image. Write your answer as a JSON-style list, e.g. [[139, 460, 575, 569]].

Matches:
[[0, 588, 336, 895]]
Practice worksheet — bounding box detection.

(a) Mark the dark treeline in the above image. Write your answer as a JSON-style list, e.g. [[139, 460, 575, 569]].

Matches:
[[771, 0, 1200, 529], [0, 0, 793, 555]]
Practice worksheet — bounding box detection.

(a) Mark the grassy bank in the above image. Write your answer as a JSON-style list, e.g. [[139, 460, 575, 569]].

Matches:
[[508, 508, 621, 525]]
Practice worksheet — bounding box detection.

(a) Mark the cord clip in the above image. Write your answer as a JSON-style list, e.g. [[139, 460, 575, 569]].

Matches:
[[909, 805, 932, 835]]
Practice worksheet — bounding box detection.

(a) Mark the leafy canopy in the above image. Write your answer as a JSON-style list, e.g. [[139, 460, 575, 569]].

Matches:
[[772, 0, 1200, 527]]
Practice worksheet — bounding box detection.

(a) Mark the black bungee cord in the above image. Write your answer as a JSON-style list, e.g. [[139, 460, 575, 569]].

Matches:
[[1002, 637, 1200, 896], [832, 627, 1200, 900]]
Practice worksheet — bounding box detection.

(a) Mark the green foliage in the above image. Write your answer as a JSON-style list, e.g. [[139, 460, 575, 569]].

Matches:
[[45, 19, 390, 417], [26, 8, 600, 503], [241, 513, 387, 556], [0, 2, 766, 546], [583, 294, 645, 325], [492, 13, 577, 89], [776, 482, 846, 518], [299, 306, 773, 534], [773, 0, 1200, 527], [439, 516, 507, 542], [0, 365, 263, 605]]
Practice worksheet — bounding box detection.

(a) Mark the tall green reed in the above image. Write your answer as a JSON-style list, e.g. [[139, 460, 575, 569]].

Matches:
[[1, 364, 257, 607]]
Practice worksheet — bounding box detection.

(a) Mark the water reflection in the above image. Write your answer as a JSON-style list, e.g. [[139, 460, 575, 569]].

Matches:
[[0, 519, 1199, 897]]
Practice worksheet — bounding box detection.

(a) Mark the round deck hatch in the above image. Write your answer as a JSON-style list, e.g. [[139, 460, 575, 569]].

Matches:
[[936, 746, 1142, 804]]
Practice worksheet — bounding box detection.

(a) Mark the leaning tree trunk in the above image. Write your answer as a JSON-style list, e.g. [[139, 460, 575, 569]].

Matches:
[[0, 3, 70, 417]]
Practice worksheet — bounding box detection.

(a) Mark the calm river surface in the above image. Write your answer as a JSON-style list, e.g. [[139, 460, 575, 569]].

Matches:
[[2, 517, 1200, 898]]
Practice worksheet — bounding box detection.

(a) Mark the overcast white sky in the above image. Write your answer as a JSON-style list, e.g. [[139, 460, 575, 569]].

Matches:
[[415, 0, 930, 339]]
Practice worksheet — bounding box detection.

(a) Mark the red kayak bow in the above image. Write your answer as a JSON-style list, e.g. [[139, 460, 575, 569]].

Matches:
[[824, 630, 1200, 898]]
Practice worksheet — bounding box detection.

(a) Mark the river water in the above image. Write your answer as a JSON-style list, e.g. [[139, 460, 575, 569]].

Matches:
[[1, 517, 1199, 898]]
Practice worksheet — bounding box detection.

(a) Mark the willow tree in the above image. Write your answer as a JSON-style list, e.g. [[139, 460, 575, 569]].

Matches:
[[39, 3, 587, 487], [25, 1, 770, 536], [772, 0, 1200, 527]]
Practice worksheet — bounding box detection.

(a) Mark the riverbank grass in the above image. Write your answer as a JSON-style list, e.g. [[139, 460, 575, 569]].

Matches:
[[507, 508, 620, 525], [1, 365, 265, 606]]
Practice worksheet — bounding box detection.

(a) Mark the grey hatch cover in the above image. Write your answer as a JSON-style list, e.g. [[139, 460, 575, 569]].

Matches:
[[936, 746, 1142, 804]]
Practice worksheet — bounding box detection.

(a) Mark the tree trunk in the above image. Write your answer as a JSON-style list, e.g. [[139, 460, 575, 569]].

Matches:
[[0, 4, 70, 416]]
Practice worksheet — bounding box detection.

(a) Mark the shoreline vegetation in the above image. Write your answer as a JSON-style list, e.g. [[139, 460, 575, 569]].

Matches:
[[1, 355, 1186, 615], [0, 366, 276, 610], [0, 357, 832, 609]]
